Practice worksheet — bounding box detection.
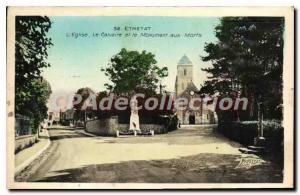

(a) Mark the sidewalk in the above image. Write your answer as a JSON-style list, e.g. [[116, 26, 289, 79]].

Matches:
[[15, 129, 50, 174]]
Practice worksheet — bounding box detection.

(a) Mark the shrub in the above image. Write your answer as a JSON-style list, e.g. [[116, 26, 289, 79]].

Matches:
[[165, 115, 179, 131], [218, 120, 283, 154], [262, 120, 283, 154], [60, 119, 70, 126]]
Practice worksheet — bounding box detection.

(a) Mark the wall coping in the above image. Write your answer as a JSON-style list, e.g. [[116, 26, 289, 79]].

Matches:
[[15, 134, 36, 140], [86, 116, 119, 123]]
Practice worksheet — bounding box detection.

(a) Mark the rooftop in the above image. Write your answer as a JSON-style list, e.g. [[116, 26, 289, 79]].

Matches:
[[177, 81, 199, 97], [178, 54, 192, 65]]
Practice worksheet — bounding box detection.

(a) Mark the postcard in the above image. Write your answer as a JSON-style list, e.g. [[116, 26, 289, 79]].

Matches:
[[6, 6, 294, 189]]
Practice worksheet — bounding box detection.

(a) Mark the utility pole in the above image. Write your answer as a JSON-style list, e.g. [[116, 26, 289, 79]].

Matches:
[[84, 109, 87, 128], [159, 83, 162, 95], [236, 90, 241, 122], [255, 96, 266, 147]]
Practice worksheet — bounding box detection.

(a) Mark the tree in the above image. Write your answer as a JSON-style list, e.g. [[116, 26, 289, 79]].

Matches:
[[27, 78, 52, 131], [15, 16, 53, 130], [101, 48, 168, 95], [202, 17, 284, 119], [72, 87, 96, 120], [16, 77, 52, 132]]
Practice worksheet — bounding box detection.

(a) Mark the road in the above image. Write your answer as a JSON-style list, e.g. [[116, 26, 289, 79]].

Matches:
[[17, 125, 282, 183]]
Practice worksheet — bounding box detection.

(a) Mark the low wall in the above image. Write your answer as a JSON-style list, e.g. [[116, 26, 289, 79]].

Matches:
[[86, 116, 166, 136], [15, 135, 37, 153], [118, 124, 166, 134], [85, 116, 118, 136]]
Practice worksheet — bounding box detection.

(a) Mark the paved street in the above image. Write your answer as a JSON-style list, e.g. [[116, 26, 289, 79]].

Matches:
[[16, 125, 282, 183]]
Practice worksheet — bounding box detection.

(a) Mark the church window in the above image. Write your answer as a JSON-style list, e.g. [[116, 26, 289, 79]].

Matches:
[[184, 69, 187, 76]]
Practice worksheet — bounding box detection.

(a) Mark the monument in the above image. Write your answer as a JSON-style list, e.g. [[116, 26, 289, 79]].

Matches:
[[129, 94, 141, 133]]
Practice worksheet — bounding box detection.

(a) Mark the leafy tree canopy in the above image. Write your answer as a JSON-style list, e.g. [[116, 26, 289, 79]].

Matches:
[[72, 87, 97, 121], [201, 17, 284, 119], [101, 48, 168, 95], [73, 87, 96, 111], [15, 16, 53, 129]]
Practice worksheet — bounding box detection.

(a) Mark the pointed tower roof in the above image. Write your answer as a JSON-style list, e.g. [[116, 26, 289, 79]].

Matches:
[[178, 54, 192, 65]]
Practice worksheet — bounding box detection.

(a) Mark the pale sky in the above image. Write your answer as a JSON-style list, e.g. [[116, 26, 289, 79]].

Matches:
[[42, 16, 220, 97]]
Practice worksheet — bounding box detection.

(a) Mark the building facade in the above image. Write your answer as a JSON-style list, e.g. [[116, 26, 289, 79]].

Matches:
[[175, 55, 216, 125], [48, 111, 60, 125]]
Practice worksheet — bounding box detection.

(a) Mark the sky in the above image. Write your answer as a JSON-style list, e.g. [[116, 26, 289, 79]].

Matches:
[[42, 16, 220, 97]]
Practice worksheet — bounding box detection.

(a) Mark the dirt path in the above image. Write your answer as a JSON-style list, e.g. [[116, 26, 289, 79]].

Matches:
[[17, 125, 282, 183]]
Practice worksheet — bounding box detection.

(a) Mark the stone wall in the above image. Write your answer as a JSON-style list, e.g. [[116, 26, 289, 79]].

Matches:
[[15, 135, 37, 153], [85, 116, 166, 136], [118, 124, 166, 134], [85, 116, 118, 136]]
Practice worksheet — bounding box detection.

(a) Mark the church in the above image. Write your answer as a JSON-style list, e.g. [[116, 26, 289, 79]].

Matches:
[[174, 55, 216, 125]]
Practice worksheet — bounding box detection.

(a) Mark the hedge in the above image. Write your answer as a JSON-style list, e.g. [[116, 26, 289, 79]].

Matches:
[[218, 120, 283, 154]]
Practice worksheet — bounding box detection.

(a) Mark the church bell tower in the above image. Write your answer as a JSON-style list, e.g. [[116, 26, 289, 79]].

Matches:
[[175, 54, 194, 96]]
